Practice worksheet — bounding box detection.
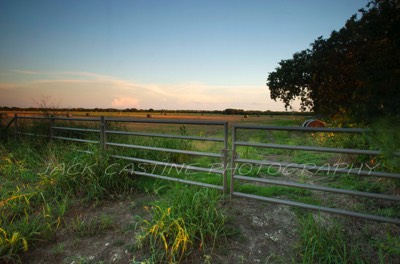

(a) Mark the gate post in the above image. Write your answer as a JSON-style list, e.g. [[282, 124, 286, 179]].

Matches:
[[49, 115, 55, 140], [13, 114, 18, 140], [222, 148, 228, 195], [100, 116, 106, 151], [230, 125, 237, 197], [222, 122, 229, 195]]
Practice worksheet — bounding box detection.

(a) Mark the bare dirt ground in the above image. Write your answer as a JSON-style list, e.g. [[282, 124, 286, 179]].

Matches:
[[22, 192, 300, 264]]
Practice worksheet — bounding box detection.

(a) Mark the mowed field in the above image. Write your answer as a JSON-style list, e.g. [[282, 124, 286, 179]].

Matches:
[[1, 110, 307, 124], [1, 111, 308, 139], [1, 110, 308, 142]]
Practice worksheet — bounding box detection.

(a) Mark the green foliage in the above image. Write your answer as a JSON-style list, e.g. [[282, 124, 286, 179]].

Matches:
[[297, 214, 362, 263], [0, 140, 136, 262], [69, 214, 114, 237], [267, 0, 400, 123], [366, 119, 400, 173], [297, 214, 400, 263], [376, 227, 400, 262], [107, 125, 194, 165], [330, 174, 385, 193], [135, 187, 228, 263], [267, 50, 313, 112], [237, 184, 313, 201], [3, 115, 400, 262]]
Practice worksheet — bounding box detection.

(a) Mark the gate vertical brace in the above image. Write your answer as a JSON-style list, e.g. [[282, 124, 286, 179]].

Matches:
[[222, 122, 229, 195], [230, 125, 236, 197], [13, 114, 18, 141], [100, 116, 106, 151], [49, 115, 55, 140]]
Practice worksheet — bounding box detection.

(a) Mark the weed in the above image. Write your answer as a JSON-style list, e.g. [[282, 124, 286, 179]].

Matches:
[[69, 214, 114, 237], [135, 187, 227, 263], [3, 114, 400, 263], [67, 255, 94, 264], [376, 226, 400, 263], [0, 139, 135, 262], [51, 243, 65, 255], [237, 183, 312, 201], [112, 239, 125, 247], [296, 214, 362, 263]]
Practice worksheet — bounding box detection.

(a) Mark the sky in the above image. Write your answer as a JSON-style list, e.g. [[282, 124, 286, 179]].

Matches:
[[0, 0, 368, 111]]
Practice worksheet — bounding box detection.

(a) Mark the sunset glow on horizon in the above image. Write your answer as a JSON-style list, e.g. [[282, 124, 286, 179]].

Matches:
[[0, 0, 367, 111]]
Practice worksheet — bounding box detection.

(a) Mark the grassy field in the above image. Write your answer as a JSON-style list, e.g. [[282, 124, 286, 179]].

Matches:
[[1, 112, 400, 263]]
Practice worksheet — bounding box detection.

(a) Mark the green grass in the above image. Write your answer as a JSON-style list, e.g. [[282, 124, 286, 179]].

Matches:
[[134, 186, 229, 263], [236, 183, 313, 200], [69, 213, 114, 237], [232, 163, 281, 177], [296, 213, 400, 263], [292, 150, 336, 165], [296, 214, 362, 263], [2, 114, 400, 263], [0, 139, 136, 262]]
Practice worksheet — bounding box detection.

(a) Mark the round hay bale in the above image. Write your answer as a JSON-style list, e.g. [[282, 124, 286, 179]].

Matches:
[[302, 119, 325, 127], [243, 114, 248, 118], [85, 113, 90, 116], [147, 114, 152, 118]]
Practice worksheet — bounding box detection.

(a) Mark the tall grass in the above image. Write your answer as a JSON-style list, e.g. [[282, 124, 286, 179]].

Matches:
[[0, 138, 135, 263], [296, 214, 361, 263], [296, 213, 400, 263], [134, 186, 228, 263], [2, 115, 400, 263], [107, 124, 196, 164]]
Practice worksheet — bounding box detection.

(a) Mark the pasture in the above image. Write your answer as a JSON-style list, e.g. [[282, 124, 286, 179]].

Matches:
[[1, 111, 399, 263]]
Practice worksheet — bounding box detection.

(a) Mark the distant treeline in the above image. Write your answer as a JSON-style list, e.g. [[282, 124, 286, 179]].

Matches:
[[0, 106, 313, 116]]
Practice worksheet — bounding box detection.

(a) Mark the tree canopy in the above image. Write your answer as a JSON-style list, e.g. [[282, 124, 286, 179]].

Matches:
[[267, 0, 400, 123]]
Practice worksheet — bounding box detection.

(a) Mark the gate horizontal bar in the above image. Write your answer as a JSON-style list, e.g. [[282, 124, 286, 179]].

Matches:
[[52, 126, 100, 133], [233, 125, 367, 133], [234, 158, 400, 179], [105, 130, 224, 142], [106, 117, 227, 126], [124, 169, 223, 190], [52, 136, 99, 144], [16, 132, 48, 138], [12, 116, 100, 121], [234, 175, 400, 202], [53, 117, 100, 121], [14, 116, 47, 120], [234, 141, 386, 156], [110, 155, 224, 174], [106, 142, 222, 158], [232, 192, 400, 225]]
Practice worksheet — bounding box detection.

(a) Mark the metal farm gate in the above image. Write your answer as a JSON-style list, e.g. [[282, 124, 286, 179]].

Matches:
[[231, 125, 400, 225], [5, 114, 400, 225], [9, 114, 229, 193]]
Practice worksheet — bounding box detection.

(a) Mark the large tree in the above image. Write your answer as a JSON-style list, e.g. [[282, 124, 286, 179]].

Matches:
[[267, 0, 400, 123]]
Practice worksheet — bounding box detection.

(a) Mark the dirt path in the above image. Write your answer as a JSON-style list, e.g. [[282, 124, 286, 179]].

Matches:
[[23, 192, 300, 264]]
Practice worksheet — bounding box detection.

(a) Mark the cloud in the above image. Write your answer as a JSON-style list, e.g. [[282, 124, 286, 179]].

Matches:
[[0, 71, 294, 110], [111, 97, 139, 108], [13, 70, 39, 75]]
